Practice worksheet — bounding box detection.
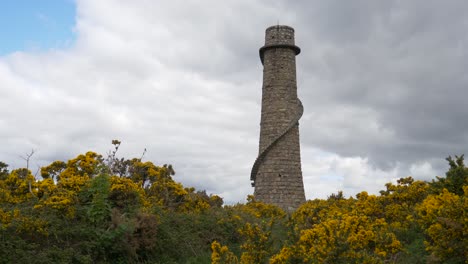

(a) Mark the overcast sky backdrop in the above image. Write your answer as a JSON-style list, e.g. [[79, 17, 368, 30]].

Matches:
[[1, 0, 467, 204]]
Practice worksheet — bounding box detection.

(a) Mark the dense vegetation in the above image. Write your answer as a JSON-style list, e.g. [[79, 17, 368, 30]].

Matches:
[[0, 141, 466, 263]]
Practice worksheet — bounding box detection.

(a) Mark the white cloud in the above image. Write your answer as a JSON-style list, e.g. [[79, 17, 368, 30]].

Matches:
[[302, 149, 400, 199], [409, 162, 438, 181]]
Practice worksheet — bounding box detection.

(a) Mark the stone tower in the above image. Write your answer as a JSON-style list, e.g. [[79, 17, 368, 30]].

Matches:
[[251, 25, 306, 211]]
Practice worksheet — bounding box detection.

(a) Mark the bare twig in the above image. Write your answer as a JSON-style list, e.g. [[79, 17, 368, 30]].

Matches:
[[20, 149, 35, 170], [140, 148, 147, 161], [19, 149, 37, 197], [34, 165, 41, 178]]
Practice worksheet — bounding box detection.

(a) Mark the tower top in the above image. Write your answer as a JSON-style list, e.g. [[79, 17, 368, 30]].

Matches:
[[264, 25, 296, 46], [259, 25, 300, 64]]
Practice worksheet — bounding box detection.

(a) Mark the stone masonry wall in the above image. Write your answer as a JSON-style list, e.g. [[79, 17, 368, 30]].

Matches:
[[253, 26, 306, 211]]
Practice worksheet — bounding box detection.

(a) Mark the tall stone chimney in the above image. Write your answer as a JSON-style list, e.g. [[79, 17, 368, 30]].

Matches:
[[251, 25, 306, 211]]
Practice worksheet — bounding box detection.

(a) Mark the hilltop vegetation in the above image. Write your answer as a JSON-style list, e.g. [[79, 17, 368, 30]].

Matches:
[[0, 141, 466, 263]]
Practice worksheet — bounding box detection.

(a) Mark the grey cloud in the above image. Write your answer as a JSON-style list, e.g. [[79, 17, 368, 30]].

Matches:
[[285, 0, 468, 173]]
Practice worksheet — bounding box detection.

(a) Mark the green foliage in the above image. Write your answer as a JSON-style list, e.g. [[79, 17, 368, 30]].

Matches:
[[40, 160, 66, 180], [0, 145, 466, 263], [431, 155, 468, 195], [0, 161, 9, 180], [86, 174, 111, 225]]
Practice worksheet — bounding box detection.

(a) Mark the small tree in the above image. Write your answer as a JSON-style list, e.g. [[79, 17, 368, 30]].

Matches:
[[431, 155, 468, 195]]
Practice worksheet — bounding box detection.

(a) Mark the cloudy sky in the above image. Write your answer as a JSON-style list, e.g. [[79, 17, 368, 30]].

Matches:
[[1, 0, 467, 204]]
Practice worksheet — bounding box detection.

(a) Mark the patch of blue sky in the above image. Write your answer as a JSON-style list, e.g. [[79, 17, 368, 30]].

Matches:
[[0, 0, 76, 55]]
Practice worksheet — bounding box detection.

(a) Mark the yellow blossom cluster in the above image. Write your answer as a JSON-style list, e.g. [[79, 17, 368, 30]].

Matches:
[[211, 240, 238, 264]]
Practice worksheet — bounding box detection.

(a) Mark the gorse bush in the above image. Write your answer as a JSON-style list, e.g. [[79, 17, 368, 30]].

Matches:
[[0, 142, 466, 263]]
